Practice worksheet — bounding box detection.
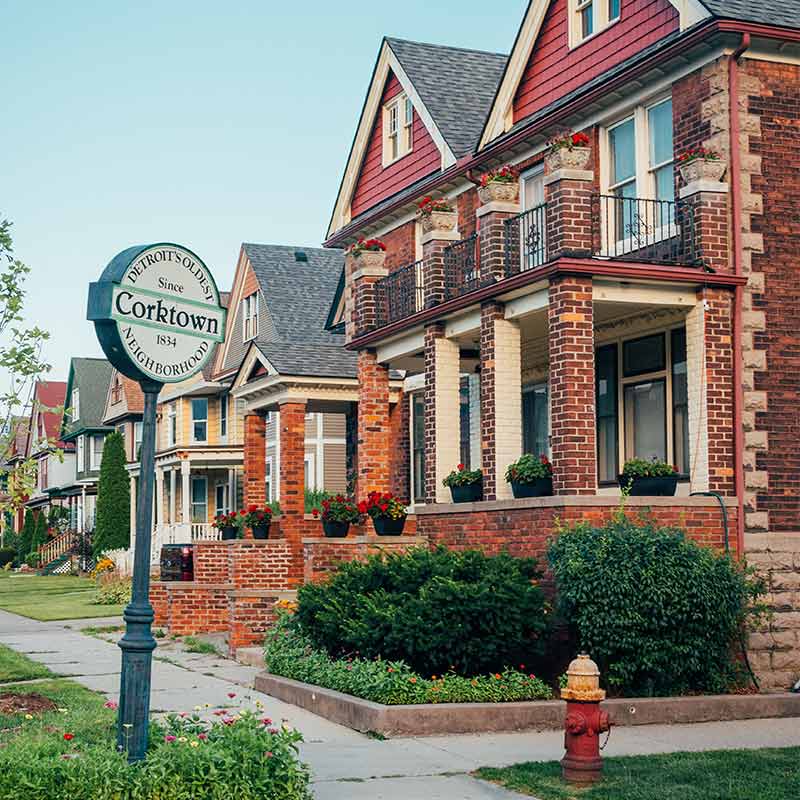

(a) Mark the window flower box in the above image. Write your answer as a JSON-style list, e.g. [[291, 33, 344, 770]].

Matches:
[[213, 512, 240, 541], [545, 131, 591, 173], [417, 196, 457, 235], [347, 238, 387, 270], [678, 148, 726, 184], [618, 458, 679, 496], [478, 165, 520, 204]]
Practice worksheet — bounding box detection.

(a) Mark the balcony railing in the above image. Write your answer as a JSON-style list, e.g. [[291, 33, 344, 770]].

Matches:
[[592, 194, 701, 265], [444, 233, 480, 299], [376, 260, 424, 325], [504, 203, 549, 276]]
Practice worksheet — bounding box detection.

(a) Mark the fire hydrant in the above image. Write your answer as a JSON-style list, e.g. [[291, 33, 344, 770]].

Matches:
[[560, 653, 611, 785]]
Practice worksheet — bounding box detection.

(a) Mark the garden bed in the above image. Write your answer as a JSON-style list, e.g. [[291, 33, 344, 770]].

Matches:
[[254, 672, 800, 737]]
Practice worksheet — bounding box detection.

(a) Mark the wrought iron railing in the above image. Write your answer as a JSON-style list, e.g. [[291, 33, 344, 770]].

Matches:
[[504, 203, 549, 276], [592, 194, 701, 265], [376, 260, 425, 325], [444, 233, 480, 299]]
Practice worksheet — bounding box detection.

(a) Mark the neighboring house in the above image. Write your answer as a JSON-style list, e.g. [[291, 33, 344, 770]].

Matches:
[[58, 358, 115, 533], [24, 380, 74, 517], [314, 5, 800, 690], [1, 416, 32, 535], [102, 369, 145, 464]]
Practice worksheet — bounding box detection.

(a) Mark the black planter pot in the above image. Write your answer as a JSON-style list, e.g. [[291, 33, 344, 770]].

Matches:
[[618, 475, 679, 496], [221, 526, 238, 541], [450, 482, 483, 503], [251, 523, 271, 540], [372, 516, 406, 536], [511, 478, 553, 498], [322, 520, 350, 538]]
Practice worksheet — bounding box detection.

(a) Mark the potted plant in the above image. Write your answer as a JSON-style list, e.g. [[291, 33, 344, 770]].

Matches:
[[312, 495, 360, 538], [417, 196, 457, 234], [213, 512, 240, 541], [347, 237, 387, 270], [360, 491, 407, 536], [443, 463, 483, 503], [505, 453, 554, 498], [545, 130, 591, 172], [242, 505, 273, 539], [478, 164, 520, 204], [677, 147, 725, 184], [619, 458, 679, 496]]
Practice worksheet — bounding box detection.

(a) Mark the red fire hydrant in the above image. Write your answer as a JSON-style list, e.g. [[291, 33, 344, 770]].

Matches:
[[560, 654, 611, 785]]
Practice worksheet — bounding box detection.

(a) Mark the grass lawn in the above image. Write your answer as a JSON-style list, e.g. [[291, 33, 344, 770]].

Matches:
[[476, 748, 800, 799], [0, 644, 54, 683], [0, 573, 125, 621]]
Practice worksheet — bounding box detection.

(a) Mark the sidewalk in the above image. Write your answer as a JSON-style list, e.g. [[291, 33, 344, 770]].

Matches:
[[1, 609, 798, 799]]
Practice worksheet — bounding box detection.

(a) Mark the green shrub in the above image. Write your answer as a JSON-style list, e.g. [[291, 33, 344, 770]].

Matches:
[[93, 432, 130, 556], [620, 457, 677, 478], [18, 509, 35, 564], [25, 552, 40, 568], [265, 612, 552, 704], [0, 547, 15, 567], [29, 510, 47, 554], [94, 576, 131, 605], [547, 514, 766, 696], [294, 547, 549, 676]]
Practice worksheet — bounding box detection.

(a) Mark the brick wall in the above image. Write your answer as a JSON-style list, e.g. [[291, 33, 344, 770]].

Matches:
[[243, 413, 266, 516], [548, 276, 596, 493], [383, 219, 417, 272], [389, 392, 411, 503], [356, 350, 391, 497]]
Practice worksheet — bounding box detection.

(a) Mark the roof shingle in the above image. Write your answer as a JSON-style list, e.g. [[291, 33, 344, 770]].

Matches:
[[702, 0, 800, 29]]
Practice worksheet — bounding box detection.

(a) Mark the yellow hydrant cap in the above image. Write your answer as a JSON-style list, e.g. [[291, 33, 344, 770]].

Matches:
[[561, 653, 606, 702]]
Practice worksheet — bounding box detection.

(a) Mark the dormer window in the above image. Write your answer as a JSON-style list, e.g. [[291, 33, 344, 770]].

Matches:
[[383, 94, 413, 166], [71, 388, 80, 421], [570, 0, 620, 46], [242, 293, 259, 341]]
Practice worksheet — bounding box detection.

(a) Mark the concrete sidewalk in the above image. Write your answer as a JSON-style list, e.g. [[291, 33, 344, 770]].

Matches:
[[1, 609, 798, 799]]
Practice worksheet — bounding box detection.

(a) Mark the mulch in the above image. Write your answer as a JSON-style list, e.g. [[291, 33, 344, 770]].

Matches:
[[0, 692, 57, 715]]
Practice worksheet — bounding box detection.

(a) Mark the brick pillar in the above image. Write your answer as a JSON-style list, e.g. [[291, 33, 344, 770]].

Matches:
[[544, 163, 593, 257], [422, 228, 460, 308], [278, 400, 306, 585], [478, 198, 520, 283], [389, 393, 411, 504], [548, 276, 596, 494], [424, 323, 461, 503], [347, 251, 388, 340], [243, 413, 266, 537], [356, 349, 390, 498], [679, 180, 731, 273], [479, 301, 522, 500]]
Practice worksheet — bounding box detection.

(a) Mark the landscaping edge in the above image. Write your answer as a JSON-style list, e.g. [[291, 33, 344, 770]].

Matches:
[[254, 673, 800, 737]]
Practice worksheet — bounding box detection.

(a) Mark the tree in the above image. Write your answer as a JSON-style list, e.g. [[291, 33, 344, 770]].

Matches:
[[29, 509, 47, 557], [93, 432, 130, 555], [18, 508, 35, 562]]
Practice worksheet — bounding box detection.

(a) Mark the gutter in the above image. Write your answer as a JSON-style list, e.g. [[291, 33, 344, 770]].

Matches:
[[729, 32, 751, 558]]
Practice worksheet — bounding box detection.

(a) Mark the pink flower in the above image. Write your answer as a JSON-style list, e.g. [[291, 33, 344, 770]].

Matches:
[[268, 727, 279, 734], [262, 717, 273, 725], [165, 735, 176, 743], [104, 701, 117, 710], [179, 712, 189, 718], [265, 751, 273, 758], [213, 710, 226, 716], [198, 733, 208, 741], [222, 717, 235, 725], [227, 692, 236, 699]]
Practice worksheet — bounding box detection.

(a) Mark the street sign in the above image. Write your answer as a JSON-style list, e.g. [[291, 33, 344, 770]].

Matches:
[[87, 243, 225, 761]]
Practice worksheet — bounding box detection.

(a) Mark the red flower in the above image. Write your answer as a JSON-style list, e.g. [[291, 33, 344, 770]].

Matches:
[[63, 733, 74, 741], [239, 510, 246, 516], [312, 508, 319, 517], [357, 501, 368, 514], [248, 504, 257, 513], [457, 463, 465, 471], [380, 503, 388, 512], [571, 131, 590, 147]]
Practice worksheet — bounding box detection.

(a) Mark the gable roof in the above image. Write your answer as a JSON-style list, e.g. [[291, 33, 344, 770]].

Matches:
[[103, 368, 146, 424], [62, 358, 114, 439], [28, 380, 68, 451], [700, 0, 800, 28], [327, 37, 507, 238], [239, 244, 358, 379]]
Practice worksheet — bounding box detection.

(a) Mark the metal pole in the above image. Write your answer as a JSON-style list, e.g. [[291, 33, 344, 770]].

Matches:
[[116, 380, 161, 760]]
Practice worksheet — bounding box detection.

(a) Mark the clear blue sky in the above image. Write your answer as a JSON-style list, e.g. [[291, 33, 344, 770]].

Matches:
[[5, 1, 524, 380]]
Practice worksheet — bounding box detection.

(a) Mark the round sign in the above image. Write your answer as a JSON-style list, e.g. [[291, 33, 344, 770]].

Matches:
[[88, 243, 226, 385]]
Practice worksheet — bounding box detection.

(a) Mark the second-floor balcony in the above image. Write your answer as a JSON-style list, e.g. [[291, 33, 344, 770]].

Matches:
[[373, 193, 702, 331]]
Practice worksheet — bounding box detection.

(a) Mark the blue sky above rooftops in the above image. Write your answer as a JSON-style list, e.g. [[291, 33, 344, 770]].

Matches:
[[4, 1, 522, 380]]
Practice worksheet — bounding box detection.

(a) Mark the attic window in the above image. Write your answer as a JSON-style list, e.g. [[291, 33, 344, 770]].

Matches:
[[71, 388, 80, 422], [570, 0, 620, 47], [382, 94, 413, 166], [242, 292, 259, 341]]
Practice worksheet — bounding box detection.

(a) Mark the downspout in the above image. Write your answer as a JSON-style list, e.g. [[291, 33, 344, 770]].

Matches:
[[729, 33, 750, 559]]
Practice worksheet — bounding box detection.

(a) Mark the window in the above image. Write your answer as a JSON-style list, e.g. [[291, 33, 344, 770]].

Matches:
[[77, 435, 85, 472], [459, 379, 472, 469], [190, 477, 207, 523], [265, 457, 274, 503], [595, 327, 689, 483], [168, 404, 177, 446], [411, 393, 425, 504], [520, 166, 547, 270], [90, 435, 105, 471], [192, 398, 208, 442], [219, 395, 228, 439], [383, 93, 413, 166], [71, 388, 80, 421], [111, 376, 122, 404], [571, 0, 619, 45], [242, 293, 259, 341], [40, 457, 48, 490], [522, 383, 550, 458], [215, 483, 230, 516], [134, 422, 143, 460], [304, 453, 316, 490]]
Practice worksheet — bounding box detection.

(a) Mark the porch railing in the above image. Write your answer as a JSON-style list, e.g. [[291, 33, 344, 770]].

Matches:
[[38, 530, 75, 567], [591, 194, 701, 265], [376, 259, 424, 325], [444, 233, 481, 299], [149, 522, 220, 564], [504, 203, 549, 276]]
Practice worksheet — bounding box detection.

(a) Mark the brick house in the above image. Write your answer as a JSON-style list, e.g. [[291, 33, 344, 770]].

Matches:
[[317, 4, 800, 689]]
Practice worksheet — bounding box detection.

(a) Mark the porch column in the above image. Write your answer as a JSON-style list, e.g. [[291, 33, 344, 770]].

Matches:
[[155, 467, 164, 527], [422, 224, 461, 308], [356, 350, 390, 497], [80, 485, 86, 533], [180, 460, 190, 523], [477, 195, 520, 283], [347, 251, 387, 341], [544, 155, 593, 257], [479, 301, 522, 501], [169, 468, 176, 523], [279, 399, 307, 587], [424, 323, 461, 504], [227, 468, 236, 513], [243, 412, 266, 511], [548, 276, 596, 494]]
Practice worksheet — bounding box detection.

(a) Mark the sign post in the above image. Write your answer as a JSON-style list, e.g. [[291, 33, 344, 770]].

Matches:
[[87, 243, 225, 761]]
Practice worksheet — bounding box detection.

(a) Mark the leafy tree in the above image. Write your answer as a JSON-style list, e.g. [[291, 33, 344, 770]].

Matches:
[[18, 508, 35, 562], [93, 432, 130, 555], [29, 509, 47, 557]]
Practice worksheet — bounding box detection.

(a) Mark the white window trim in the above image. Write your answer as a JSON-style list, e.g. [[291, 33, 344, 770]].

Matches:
[[382, 93, 413, 167], [219, 395, 228, 440], [191, 398, 209, 444], [89, 434, 104, 471], [71, 388, 80, 421], [167, 403, 177, 447], [77, 435, 85, 473], [304, 453, 316, 491], [242, 293, 259, 342], [190, 475, 208, 523], [215, 481, 230, 516], [265, 455, 274, 503], [569, 0, 621, 49]]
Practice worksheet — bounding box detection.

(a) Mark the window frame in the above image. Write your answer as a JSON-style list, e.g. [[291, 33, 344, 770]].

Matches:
[[167, 403, 177, 447], [242, 293, 259, 341], [71, 388, 80, 421], [522, 381, 551, 459], [77, 435, 85, 473], [191, 397, 209, 443], [265, 456, 274, 503], [215, 482, 230, 517], [409, 391, 426, 505], [134, 421, 143, 460], [382, 92, 414, 167], [190, 476, 208, 523], [219, 395, 228, 440], [570, 0, 621, 47], [89, 434, 104, 471]]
